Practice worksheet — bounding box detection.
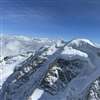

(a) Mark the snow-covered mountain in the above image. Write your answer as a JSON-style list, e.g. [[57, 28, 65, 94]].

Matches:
[[0, 36, 100, 100]]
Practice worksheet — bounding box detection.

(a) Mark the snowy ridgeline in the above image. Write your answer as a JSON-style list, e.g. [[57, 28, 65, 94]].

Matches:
[[0, 36, 100, 100]]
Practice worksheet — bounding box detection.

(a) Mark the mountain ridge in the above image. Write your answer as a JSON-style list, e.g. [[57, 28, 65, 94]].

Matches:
[[0, 35, 100, 100]]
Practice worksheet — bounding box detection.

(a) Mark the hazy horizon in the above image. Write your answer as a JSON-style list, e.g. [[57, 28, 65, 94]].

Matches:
[[0, 0, 100, 43]]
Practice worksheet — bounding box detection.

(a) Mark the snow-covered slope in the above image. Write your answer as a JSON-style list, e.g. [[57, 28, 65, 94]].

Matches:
[[0, 35, 55, 90], [0, 35, 54, 57], [0, 36, 100, 100]]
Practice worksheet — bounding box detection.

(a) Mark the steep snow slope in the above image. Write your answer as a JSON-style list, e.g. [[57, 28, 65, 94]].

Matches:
[[67, 38, 100, 68], [0, 36, 100, 100]]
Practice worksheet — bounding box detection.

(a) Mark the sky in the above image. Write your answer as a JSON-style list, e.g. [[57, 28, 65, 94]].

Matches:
[[0, 0, 100, 43]]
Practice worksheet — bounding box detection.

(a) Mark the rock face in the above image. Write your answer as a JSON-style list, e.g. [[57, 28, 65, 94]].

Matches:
[[87, 77, 100, 100], [0, 36, 100, 100]]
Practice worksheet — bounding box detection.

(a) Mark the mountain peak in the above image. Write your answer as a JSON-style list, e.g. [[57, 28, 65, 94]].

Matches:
[[68, 38, 96, 47]]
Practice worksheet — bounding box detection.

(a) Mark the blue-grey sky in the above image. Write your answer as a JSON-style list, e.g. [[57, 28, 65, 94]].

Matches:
[[0, 0, 100, 43]]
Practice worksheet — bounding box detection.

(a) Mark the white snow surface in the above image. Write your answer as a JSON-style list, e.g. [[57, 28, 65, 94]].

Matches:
[[29, 89, 44, 100], [60, 46, 88, 60]]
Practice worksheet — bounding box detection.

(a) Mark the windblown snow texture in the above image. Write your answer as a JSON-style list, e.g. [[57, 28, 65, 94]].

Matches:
[[0, 36, 100, 100]]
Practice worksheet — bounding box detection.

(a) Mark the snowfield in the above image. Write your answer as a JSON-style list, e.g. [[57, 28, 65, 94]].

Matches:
[[0, 35, 100, 100]]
